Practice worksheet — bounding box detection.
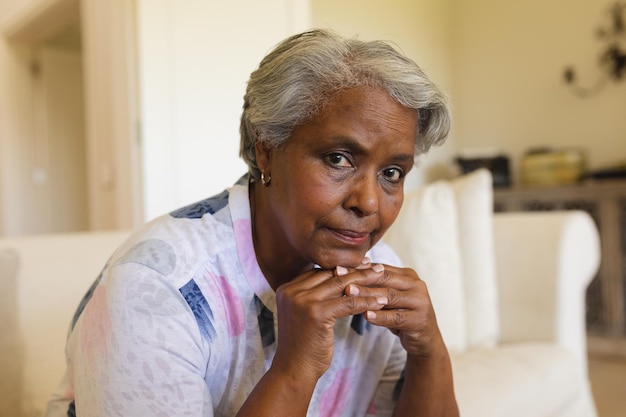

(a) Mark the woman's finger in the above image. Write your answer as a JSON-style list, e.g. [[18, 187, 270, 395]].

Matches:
[[282, 264, 388, 304]]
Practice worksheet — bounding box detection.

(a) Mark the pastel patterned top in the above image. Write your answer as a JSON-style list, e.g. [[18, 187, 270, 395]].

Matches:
[[44, 178, 407, 417]]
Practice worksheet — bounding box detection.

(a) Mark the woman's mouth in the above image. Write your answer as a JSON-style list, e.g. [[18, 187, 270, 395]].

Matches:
[[327, 228, 371, 246]]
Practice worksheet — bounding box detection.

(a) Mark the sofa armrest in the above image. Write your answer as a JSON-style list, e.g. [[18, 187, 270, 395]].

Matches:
[[0, 230, 131, 416], [493, 210, 600, 373]]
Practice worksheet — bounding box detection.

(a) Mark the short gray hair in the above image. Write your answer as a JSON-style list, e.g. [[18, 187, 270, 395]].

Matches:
[[240, 29, 451, 180]]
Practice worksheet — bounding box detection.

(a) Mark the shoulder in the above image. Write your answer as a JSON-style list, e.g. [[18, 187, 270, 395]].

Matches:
[[169, 189, 231, 220], [108, 186, 245, 289]]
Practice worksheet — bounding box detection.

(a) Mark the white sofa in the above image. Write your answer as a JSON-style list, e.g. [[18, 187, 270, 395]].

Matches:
[[0, 170, 600, 417]]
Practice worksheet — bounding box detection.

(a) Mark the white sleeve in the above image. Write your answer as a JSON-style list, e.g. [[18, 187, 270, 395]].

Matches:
[[68, 262, 213, 417]]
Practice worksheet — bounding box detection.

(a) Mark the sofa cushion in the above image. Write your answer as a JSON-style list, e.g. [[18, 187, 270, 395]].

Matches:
[[451, 343, 595, 417], [451, 169, 499, 348], [384, 181, 467, 353], [385, 169, 500, 352]]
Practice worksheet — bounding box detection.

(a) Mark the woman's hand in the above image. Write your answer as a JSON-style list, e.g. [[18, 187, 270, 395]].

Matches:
[[244, 263, 458, 417], [271, 262, 390, 382], [237, 262, 393, 417], [342, 264, 459, 417], [347, 264, 446, 359]]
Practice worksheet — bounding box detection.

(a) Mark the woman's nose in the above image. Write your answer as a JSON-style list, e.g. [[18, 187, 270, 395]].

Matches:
[[346, 174, 379, 217]]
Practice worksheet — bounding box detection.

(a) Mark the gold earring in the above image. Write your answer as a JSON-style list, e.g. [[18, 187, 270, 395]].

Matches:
[[261, 172, 271, 186]]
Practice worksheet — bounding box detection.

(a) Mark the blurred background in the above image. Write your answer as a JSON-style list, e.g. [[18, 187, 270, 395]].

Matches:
[[1, 0, 623, 235], [1, 1, 625, 415]]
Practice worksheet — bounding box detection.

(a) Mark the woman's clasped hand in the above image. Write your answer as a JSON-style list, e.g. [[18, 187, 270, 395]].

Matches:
[[274, 261, 441, 380]]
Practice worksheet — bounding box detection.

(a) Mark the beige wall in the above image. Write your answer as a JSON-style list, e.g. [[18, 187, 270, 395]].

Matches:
[[40, 46, 88, 232], [0, 42, 88, 236], [449, 0, 625, 182], [0, 0, 34, 235], [2, 0, 625, 233], [0, 42, 36, 235], [0, 0, 41, 25], [313, 0, 626, 185]]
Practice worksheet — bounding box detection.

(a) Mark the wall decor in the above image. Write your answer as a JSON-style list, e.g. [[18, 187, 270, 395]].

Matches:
[[564, 2, 626, 97]]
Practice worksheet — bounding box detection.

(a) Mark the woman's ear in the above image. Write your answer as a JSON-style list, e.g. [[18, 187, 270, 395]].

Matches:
[[255, 140, 273, 173]]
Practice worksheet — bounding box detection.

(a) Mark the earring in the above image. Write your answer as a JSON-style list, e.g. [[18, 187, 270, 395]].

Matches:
[[261, 172, 271, 186]]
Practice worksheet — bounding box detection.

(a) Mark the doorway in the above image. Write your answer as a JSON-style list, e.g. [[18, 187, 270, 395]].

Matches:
[[0, 0, 141, 236], [1, 12, 87, 235], [30, 23, 88, 234]]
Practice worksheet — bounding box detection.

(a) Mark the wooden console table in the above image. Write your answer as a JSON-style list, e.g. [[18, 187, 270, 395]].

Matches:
[[494, 179, 626, 356]]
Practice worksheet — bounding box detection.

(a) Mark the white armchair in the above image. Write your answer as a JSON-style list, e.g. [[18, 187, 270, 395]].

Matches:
[[493, 211, 599, 376], [384, 169, 600, 417]]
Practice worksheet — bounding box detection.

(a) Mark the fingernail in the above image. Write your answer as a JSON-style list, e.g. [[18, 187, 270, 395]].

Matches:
[[361, 257, 371, 265], [347, 284, 359, 296], [372, 263, 384, 273], [366, 311, 377, 320], [336, 265, 348, 276], [376, 296, 388, 305]]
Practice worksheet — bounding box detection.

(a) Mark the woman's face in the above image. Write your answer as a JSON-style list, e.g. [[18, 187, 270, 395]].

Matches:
[[257, 86, 417, 271]]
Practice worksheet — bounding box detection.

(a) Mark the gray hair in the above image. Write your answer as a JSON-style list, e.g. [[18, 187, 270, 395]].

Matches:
[[240, 29, 451, 180]]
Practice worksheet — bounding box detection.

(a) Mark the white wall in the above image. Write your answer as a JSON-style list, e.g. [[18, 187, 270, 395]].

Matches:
[[137, 0, 310, 221], [449, 0, 626, 182]]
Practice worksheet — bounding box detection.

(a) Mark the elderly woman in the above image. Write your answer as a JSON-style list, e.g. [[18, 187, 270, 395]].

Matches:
[[45, 29, 458, 417]]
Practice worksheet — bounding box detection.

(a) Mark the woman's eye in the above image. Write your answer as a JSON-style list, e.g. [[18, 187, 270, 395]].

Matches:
[[326, 153, 351, 167], [382, 167, 403, 182]]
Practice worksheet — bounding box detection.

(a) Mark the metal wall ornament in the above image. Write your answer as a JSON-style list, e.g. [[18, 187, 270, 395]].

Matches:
[[564, 2, 626, 97]]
